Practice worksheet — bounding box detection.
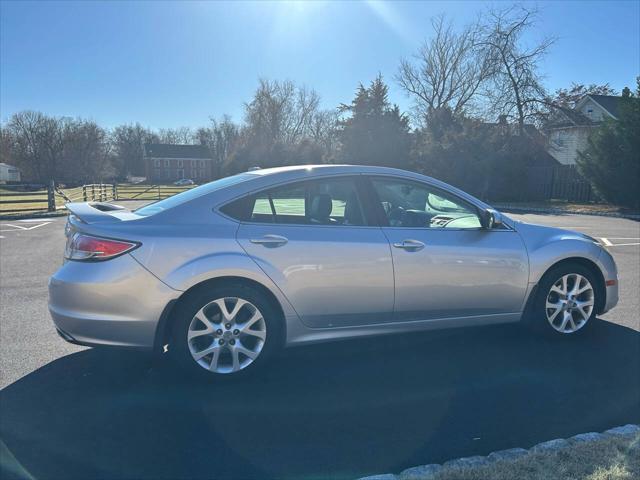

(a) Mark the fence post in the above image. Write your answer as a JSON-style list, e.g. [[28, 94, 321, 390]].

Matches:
[[91, 184, 95, 201], [158, 185, 161, 200], [47, 180, 56, 212], [83, 185, 87, 202], [112, 184, 117, 200]]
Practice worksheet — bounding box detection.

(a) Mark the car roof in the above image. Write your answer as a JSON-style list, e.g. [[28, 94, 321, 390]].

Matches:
[[246, 164, 415, 177]]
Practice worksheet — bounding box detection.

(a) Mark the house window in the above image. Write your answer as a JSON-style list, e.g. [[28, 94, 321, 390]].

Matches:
[[153, 159, 160, 168], [164, 169, 171, 180], [177, 160, 184, 168], [554, 131, 566, 147], [177, 169, 184, 179], [200, 160, 205, 168], [163, 159, 170, 167]]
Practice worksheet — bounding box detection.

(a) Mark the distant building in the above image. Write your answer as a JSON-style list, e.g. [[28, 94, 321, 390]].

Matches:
[[0, 163, 21, 183], [143, 144, 214, 183], [545, 95, 622, 165]]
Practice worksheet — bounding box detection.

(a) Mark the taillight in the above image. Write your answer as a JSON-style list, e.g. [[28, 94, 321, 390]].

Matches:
[[64, 233, 139, 261]]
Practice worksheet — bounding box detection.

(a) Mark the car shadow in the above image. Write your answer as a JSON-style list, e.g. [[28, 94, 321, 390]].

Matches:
[[1, 319, 639, 480]]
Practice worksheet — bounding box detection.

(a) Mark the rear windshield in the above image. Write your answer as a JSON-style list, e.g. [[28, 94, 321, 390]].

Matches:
[[134, 173, 255, 217]]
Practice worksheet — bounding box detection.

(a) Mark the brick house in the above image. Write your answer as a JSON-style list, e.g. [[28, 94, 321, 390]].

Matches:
[[143, 144, 215, 183]]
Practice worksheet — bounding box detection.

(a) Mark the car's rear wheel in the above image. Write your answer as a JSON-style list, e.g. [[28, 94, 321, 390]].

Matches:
[[528, 263, 598, 337], [170, 284, 283, 379]]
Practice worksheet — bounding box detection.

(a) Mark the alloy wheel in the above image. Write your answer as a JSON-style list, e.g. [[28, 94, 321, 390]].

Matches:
[[545, 273, 595, 334], [187, 297, 267, 374]]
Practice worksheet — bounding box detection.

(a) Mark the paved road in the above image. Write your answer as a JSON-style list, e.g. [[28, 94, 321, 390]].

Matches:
[[1, 208, 638, 479]]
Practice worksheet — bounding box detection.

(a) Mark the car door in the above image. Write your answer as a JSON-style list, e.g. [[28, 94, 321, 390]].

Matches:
[[367, 175, 529, 322], [228, 176, 394, 328]]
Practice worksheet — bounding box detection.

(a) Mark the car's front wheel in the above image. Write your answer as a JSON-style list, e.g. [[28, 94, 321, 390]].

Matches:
[[529, 263, 598, 337], [170, 284, 282, 379]]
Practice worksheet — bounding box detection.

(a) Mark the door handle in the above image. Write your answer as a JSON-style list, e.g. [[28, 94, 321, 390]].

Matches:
[[250, 234, 288, 247], [393, 239, 425, 251]]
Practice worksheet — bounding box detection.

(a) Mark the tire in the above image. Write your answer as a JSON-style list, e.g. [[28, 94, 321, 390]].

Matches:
[[170, 283, 283, 380], [527, 263, 599, 338]]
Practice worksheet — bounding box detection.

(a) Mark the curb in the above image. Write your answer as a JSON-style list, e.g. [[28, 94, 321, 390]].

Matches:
[[494, 204, 640, 220], [357, 424, 640, 480]]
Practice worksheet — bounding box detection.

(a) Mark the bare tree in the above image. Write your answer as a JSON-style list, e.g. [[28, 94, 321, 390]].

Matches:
[[0, 125, 14, 166], [111, 123, 158, 177], [157, 126, 194, 144], [244, 79, 321, 145], [396, 15, 493, 122], [196, 115, 240, 176], [6, 111, 66, 182], [478, 6, 555, 133], [5, 112, 114, 183], [309, 110, 339, 159], [62, 120, 113, 183]]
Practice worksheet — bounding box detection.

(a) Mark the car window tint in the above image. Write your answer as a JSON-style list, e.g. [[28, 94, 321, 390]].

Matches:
[[269, 185, 306, 218], [136, 173, 255, 217], [371, 178, 481, 229], [223, 177, 366, 226]]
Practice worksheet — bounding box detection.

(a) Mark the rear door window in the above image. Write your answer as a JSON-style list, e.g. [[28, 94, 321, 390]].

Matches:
[[221, 177, 368, 226]]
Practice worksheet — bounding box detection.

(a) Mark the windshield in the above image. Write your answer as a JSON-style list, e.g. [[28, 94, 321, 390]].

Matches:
[[134, 173, 255, 216]]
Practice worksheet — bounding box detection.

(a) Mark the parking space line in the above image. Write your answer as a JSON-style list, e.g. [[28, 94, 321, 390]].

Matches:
[[599, 237, 640, 247], [17, 218, 57, 223], [2, 224, 28, 230], [0, 222, 53, 232]]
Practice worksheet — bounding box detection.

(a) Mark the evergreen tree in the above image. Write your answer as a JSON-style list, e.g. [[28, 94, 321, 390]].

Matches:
[[338, 75, 411, 168], [577, 79, 640, 209]]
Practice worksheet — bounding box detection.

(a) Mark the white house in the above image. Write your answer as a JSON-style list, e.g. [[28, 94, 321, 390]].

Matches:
[[0, 163, 21, 183], [545, 95, 621, 165]]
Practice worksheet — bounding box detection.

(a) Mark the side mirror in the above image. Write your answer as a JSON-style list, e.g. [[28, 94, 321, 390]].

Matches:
[[481, 208, 503, 229]]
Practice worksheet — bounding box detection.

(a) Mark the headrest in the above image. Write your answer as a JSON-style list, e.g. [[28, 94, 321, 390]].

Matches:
[[310, 193, 332, 220]]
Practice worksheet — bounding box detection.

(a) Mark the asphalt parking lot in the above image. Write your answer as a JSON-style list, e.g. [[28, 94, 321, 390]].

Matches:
[[1, 206, 638, 480]]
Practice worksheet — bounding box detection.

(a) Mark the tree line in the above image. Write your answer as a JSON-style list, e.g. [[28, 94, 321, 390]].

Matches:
[[1, 5, 637, 207]]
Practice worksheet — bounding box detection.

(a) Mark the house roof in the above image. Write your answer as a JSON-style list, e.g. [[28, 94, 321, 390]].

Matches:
[[545, 107, 595, 129], [587, 95, 621, 119], [144, 143, 211, 159]]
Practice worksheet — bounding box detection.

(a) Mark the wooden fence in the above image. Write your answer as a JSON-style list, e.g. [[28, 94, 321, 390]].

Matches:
[[520, 165, 597, 203], [0, 182, 193, 216], [115, 184, 196, 201]]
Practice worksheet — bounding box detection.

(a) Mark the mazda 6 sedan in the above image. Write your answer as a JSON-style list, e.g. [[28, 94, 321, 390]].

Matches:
[[49, 165, 619, 379]]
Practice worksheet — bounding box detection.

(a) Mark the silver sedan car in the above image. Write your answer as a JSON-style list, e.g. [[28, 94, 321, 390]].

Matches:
[[49, 165, 619, 379]]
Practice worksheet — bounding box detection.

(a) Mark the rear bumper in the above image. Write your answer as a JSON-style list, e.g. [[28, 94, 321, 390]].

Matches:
[[48, 254, 181, 349]]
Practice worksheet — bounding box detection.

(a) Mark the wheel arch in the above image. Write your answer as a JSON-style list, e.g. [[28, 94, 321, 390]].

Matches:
[[153, 275, 287, 355], [528, 256, 606, 316]]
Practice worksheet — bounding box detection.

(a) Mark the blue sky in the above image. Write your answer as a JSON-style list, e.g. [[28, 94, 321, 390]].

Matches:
[[1, 0, 639, 129]]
